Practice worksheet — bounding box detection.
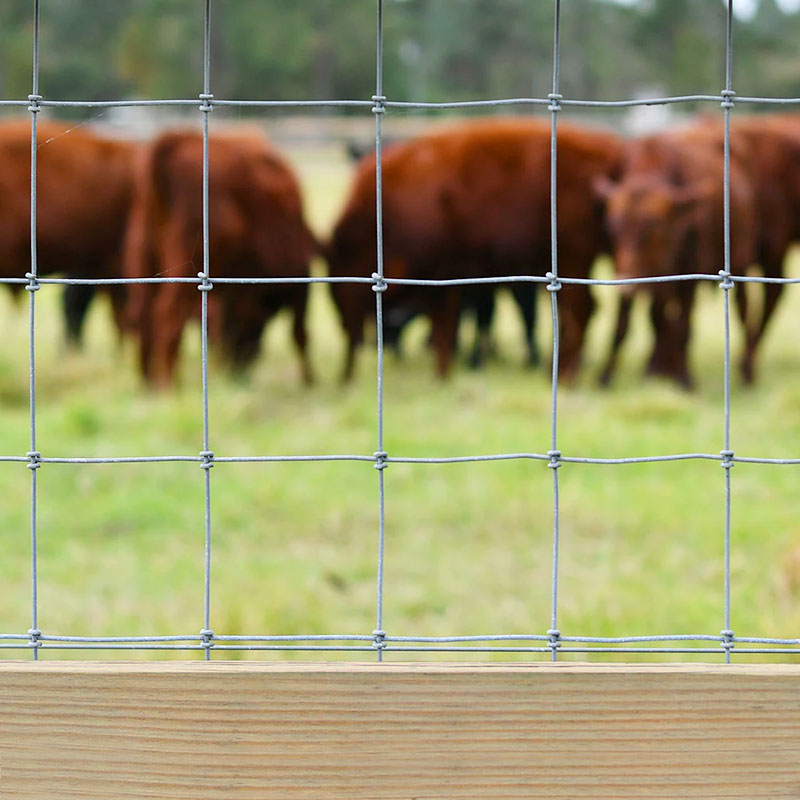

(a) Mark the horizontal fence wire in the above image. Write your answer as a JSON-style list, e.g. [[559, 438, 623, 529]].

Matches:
[[4, 273, 800, 287], [1, 95, 800, 110], [2, 453, 800, 466], [1, 0, 798, 661], [2, 633, 800, 655]]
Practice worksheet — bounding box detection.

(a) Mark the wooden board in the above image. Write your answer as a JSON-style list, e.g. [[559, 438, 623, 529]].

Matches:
[[1, 661, 799, 798]]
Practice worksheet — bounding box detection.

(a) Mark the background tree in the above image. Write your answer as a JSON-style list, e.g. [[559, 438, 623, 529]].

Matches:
[[0, 0, 797, 118]]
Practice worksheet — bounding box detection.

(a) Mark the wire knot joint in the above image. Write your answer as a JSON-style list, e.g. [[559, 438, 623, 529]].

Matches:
[[547, 629, 562, 650], [27, 94, 42, 113], [720, 89, 736, 109], [199, 93, 214, 112], [200, 451, 215, 470], [372, 629, 387, 650], [371, 272, 387, 293], [371, 95, 386, 114], [547, 93, 562, 113], [720, 629, 735, 651], [718, 270, 734, 290], [28, 628, 42, 647], [26, 451, 41, 470], [25, 272, 40, 292], [200, 629, 214, 648], [374, 451, 388, 470], [197, 272, 213, 292], [720, 450, 734, 469], [547, 450, 562, 469], [545, 272, 561, 292]]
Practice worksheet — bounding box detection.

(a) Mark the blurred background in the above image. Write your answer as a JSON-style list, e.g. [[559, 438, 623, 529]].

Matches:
[[0, 1, 798, 100], [2, 0, 800, 134], [1, 0, 799, 661]]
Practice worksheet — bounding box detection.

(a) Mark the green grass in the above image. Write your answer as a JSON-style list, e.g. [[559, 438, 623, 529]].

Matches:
[[1, 145, 800, 662]]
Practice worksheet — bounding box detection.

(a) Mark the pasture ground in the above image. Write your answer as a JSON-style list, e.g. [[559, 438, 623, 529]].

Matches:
[[1, 142, 799, 662]]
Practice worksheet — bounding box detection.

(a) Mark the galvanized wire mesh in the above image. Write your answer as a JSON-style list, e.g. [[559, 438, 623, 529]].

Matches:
[[1, 0, 800, 660]]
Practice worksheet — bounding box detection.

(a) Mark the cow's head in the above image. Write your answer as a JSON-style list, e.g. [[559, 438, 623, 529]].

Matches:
[[594, 173, 714, 291]]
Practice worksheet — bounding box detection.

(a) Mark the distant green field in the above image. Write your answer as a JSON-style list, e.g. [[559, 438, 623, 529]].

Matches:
[[1, 144, 799, 663]]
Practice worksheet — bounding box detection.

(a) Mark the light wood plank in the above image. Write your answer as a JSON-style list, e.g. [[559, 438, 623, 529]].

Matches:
[[1, 662, 799, 799]]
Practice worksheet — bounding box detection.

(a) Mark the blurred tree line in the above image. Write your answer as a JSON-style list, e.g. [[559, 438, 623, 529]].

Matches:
[[0, 0, 797, 107]]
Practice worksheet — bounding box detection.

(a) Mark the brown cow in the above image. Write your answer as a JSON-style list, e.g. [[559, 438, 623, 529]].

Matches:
[[729, 115, 800, 382], [0, 119, 135, 341], [594, 120, 758, 388], [327, 117, 623, 380], [123, 130, 316, 387], [598, 115, 800, 387]]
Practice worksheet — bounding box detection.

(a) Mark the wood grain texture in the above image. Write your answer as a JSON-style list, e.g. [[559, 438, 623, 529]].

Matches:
[[1, 662, 799, 799]]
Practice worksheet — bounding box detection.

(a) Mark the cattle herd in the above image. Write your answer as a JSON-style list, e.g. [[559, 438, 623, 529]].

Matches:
[[0, 113, 798, 389]]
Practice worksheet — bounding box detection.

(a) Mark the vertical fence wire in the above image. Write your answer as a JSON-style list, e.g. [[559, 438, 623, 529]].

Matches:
[[199, 0, 214, 661], [720, 0, 735, 664], [547, 0, 563, 663], [372, 0, 388, 663], [27, 0, 42, 661]]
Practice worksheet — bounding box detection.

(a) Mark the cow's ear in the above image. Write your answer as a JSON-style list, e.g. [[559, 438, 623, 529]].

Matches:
[[672, 179, 715, 212], [592, 174, 617, 200]]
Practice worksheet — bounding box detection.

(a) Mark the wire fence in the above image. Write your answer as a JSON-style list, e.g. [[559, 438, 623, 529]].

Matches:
[[1, 0, 799, 661]]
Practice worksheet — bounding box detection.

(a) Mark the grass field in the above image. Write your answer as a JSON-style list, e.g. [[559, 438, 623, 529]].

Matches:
[[1, 143, 799, 662]]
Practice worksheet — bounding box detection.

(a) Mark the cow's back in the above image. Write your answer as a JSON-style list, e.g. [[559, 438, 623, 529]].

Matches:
[[0, 120, 135, 279], [439, 119, 623, 273], [138, 129, 314, 278], [733, 115, 800, 239], [331, 117, 623, 280]]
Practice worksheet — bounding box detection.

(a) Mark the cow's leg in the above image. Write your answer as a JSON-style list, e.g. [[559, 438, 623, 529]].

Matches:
[[598, 293, 633, 387], [733, 277, 752, 383], [673, 281, 697, 389], [648, 285, 695, 389], [430, 287, 461, 378], [382, 306, 411, 359], [219, 289, 269, 373], [149, 282, 195, 388], [291, 287, 313, 385], [510, 282, 539, 367], [740, 255, 784, 385], [145, 217, 197, 388], [126, 282, 157, 382], [122, 186, 160, 382], [342, 318, 363, 382], [138, 305, 155, 383], [468, 287, 494, 369], [756, 279, 784, 346], [645, 291, 673, 381], [557, 284, 595, 383], [107, 285, 128, 347], [333, 285, 366, 383], [62, 284, 95, 348]]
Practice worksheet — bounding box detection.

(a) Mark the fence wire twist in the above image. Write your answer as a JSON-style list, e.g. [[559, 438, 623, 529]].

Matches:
[[1, 0, 799, 660]]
